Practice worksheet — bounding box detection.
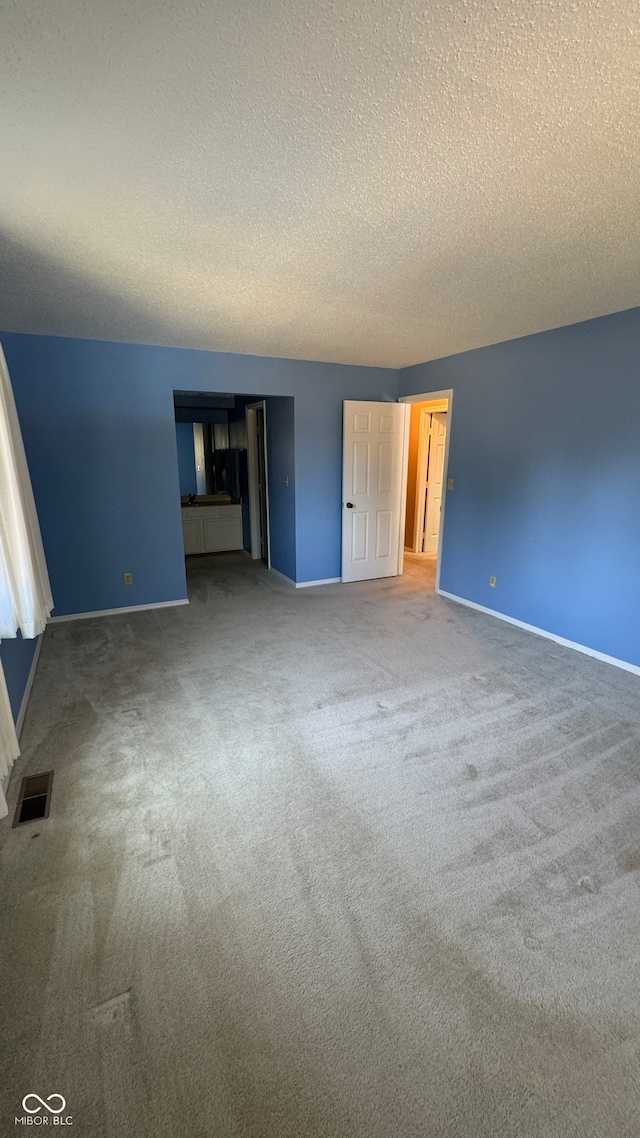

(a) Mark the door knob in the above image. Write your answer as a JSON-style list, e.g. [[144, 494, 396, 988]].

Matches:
[[346, 502, 354, 508]]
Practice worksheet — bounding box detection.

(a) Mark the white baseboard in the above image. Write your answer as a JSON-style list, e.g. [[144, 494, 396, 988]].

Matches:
[[296, 577, 341, 588], [437, 589, 640, 678], [270, 568, 341, 589], [16, 634, 44, 738], [49, 599, 189, 624], [269, 567, 296, 586]]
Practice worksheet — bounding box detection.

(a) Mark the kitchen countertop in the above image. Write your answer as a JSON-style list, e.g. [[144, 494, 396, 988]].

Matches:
[[180, 495, 240, 507]]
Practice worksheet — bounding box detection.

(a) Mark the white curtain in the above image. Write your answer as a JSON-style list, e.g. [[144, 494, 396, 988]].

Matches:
[[0, 341, 54, 818], [0, 344, 53, 638]]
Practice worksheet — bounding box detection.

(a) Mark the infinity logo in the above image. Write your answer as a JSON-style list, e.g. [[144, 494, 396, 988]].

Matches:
[[22, 1094, 67, 1114]]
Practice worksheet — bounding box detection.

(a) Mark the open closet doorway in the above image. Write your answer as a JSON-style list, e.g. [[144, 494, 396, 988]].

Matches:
[[245, 401, 270, 566], [399, 390, 452, 591]]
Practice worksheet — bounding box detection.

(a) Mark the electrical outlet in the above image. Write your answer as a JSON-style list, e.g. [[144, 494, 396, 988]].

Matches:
[[123, 573, 133, 586], [447, 478, 454, 490], [489, 575, 497, 588]]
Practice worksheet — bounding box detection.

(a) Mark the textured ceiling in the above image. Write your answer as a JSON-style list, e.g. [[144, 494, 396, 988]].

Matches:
[[0, 0, 638, 368]]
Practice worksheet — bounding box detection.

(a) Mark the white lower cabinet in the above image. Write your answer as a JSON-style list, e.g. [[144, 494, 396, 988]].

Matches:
[[181, 505, 243, 554], [182, 517, 204, 555]]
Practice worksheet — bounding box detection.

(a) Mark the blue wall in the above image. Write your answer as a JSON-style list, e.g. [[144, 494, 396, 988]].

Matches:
[[399, 306, 640, 668], [293, 366, 399, 582], [2, 306, 639, 701], [0, 332, 396, 616], [0, 635, 38, 722], [2, 336, 188, 616], [175, 422, 197, 496]]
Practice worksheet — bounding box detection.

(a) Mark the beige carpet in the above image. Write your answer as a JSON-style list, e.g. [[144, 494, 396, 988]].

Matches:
[[1, 552, 640, 1137]]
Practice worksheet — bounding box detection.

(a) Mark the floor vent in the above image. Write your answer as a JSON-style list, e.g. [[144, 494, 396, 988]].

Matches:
[[13, 771, 54, 827]]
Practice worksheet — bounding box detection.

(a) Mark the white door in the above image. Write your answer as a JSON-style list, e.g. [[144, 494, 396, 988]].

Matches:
[[423, 411, 447, 553], [342, 401, 409, 582]]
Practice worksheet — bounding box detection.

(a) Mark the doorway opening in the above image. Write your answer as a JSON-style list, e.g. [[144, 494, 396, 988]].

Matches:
[[173, 391, 271, 568], [398, 390, 453, 592]]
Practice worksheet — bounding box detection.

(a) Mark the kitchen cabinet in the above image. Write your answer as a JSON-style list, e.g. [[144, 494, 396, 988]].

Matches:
[[181, 504, 243, 554]]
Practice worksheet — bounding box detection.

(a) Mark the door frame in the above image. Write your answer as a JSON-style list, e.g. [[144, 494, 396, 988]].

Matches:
[[398, 389, 453, 591], [245, 401, 271, 568], [413, 407, 431, 552], [411, 401, 449, 553]]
